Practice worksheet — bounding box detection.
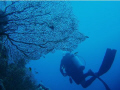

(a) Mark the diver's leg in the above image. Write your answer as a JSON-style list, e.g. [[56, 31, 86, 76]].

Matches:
[[81, 76, 96, 88], [81, 71, 110, 90], [82, 69, 95, 78], [80, 69, 97, 88]]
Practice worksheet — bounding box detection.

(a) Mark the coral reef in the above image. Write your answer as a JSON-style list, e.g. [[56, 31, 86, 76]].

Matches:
[[0, 44, 37, 90]]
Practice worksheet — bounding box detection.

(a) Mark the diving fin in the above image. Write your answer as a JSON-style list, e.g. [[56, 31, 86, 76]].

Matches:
[[98, 48, 117, 76]]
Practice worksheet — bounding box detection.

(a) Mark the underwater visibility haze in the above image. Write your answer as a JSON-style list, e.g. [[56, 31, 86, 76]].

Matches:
[[0, 1, 120, 90]]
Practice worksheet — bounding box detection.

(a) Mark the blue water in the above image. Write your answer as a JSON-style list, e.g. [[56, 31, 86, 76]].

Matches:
[[26, 1, 120, 90]]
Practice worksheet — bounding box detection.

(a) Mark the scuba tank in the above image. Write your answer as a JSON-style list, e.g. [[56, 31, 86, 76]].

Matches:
[[69, 52, 85, 71], [61, 52, 86, 83]]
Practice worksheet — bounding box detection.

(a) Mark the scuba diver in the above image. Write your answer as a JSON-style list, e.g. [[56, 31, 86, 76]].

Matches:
[[60, 48, 117, 90]]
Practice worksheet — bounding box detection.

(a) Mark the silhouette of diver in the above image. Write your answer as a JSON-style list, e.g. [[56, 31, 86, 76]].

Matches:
[[60, 48, 117, 90]]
